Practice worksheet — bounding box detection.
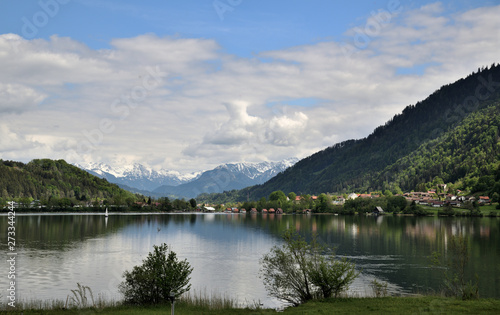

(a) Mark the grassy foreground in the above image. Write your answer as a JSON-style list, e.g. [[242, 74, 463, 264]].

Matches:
[[3, 297, 500, 315]]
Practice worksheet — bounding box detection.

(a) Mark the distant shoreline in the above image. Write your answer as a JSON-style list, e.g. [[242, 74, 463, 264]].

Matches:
[[2, 205, 498, 217]]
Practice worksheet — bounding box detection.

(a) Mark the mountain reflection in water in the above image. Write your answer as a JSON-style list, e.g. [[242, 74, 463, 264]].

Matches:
[[1, 213, 498, 307]]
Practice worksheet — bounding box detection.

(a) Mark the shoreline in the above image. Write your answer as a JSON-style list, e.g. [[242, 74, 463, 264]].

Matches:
[[1, 210, 497, 217]]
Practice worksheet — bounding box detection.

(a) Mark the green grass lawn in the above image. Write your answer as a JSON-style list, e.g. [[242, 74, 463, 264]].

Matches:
[[419, 203, 500, 216], [285, 297, 500, 314], [478, 204, 499, 211], [4, 297, 500, 315]]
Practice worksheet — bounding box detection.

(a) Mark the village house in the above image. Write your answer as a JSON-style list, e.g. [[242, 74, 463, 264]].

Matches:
[[347, 193, 358, 200], [479, 196, 491, 204], [6, 202, 20, 208], [373, 206, 384, 215], [406, 192, 431, 199], [204, 206, 215, 212], [429, 201, 444, 207], [332, 197, 345, 205], [449, 201, 462, 207], [420, 198, 434, 205]]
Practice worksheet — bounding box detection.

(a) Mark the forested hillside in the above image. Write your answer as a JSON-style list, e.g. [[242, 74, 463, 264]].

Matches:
[[0, 159, 136, 206], [377, 105, 500, 195], [199, 64, 500, 202]]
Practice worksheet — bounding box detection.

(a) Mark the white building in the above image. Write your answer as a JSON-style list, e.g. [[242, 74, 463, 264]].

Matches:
[[348, 193, 358, 200]]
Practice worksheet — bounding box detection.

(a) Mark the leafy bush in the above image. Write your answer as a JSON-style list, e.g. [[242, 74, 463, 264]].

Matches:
[[404, 201, 431, 216], [308, 255, 359, 299], [439, 204, 456, 216], [119, 243, 193, 305], [370, 279, 388, 298], [260, 230, 358, 306], [431, 234, 479, 300]]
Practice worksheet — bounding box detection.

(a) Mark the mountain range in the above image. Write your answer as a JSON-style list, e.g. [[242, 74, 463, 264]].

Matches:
[[198, 63, 500, 202], [74, 158, 298, 199], [73, 162, 201, 192]]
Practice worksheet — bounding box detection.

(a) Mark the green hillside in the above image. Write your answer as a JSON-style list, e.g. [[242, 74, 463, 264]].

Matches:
[[0, 159, 137, 207], [199, 64, 500, 202], [377, 105, 500, 195]]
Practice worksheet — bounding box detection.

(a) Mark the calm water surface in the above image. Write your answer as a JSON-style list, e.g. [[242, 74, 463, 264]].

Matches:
[[1, 213, 499, 308]]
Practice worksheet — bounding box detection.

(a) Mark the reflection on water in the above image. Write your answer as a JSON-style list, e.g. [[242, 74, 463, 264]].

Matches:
[[0, 213, 499, 307]]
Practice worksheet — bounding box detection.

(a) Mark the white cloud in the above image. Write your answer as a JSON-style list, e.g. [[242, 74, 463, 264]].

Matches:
[[1, 3, 499, 172], [184, 100, 309, 161], [267, 112, 309, 146], [0, 83, 46, 114], [0, 125, 38, 154]]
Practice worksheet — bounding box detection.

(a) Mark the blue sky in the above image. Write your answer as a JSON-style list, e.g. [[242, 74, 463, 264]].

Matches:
[[1, 0, 496, 54], [0, 0, 499, 172]]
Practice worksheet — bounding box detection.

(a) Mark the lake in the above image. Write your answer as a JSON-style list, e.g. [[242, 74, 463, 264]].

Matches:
[[1, 213, 499, 308]]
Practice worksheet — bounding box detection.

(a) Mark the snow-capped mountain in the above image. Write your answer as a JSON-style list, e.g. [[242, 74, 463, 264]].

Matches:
[[73, 162, 201, 192], [74, 158, 298, 198], [153, 158, 299, 198], [213, 159, 298, 181]]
